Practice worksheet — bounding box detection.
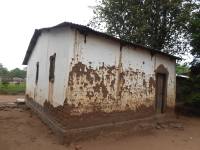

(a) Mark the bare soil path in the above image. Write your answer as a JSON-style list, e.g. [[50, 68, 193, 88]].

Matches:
[[0, 95, 200, 150], [0, 95, 24, 103]]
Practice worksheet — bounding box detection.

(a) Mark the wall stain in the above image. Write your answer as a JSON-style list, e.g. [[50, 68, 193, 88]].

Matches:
[[39, 96, 156, 129], [149, 77, 156, 93], [26, 63, 174, 130], [66, 60, 156, 115]]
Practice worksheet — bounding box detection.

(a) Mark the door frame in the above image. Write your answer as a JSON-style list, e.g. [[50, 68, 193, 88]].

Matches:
[[154, 64, 169, 113], [155, 73, 167, 113]]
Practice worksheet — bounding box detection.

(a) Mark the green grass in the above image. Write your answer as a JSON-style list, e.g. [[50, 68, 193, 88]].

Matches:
[[0, 83, 26, 95]]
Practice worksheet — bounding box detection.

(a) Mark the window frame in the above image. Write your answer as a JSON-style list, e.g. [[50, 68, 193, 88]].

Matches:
[[49, 53, 56, 83], [35, 61, 39, 84]]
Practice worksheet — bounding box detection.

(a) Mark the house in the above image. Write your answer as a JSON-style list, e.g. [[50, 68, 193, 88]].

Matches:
[[11, 77, 25, 84], [176, 75, 190, 104], [23, 22, 178, 140]]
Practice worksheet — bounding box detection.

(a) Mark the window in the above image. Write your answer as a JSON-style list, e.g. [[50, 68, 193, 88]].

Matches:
[[49, 53, 56, 83], [35, 62, 39, 84]]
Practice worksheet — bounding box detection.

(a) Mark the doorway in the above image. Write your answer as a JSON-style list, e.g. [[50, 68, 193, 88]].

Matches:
[[155, 73, 166, 113]]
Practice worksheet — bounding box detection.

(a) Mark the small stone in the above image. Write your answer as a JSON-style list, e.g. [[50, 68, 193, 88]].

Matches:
[[74, 145, 82, 150], [169, 123, 184, 129], [160, 124, 168, 128], [48, 130, 53, 134], [16, 98, 25, 104], [155, 125, 161, 129]]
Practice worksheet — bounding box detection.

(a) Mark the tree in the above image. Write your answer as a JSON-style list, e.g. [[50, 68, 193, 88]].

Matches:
[[90, 0, 197, 55], [189, 10, 200, 76], [186, 9, 200, 103], [9, 68, 26, 79], [0, 65, 9, 78], [0, 63, 26, 79], [176, 63, 190, 75], [189, 10, 200, 58]]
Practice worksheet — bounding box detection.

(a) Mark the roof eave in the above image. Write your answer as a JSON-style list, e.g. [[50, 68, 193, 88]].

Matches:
[[22, 29, 41, 65], [22, 22, 180, 65]]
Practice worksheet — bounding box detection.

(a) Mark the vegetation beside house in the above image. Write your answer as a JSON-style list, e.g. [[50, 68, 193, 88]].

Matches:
[[0, 82, 25, 95], [0, 63, 26, 95], [176, 10, 200, 115]]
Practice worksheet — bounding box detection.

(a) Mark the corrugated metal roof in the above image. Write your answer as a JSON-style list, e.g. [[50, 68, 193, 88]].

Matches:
[[22, 22, 180, 65]]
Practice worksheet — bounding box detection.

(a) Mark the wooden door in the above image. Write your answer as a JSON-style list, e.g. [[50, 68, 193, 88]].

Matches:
[[156, 73, 166, 113]]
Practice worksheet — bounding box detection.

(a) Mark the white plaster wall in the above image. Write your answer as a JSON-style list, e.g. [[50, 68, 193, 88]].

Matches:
[[122, 46, 176, 108], [75, 33, 121, 68], [26, 27, 74, 107], [121, 46, 156, 110], [26, 27, 176, 111], [66, 31, 122, 113], [66, 31, 176, 114]]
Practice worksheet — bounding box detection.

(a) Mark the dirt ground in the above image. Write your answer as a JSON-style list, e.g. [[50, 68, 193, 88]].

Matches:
[[0, 95, 200, 150], [0, 95, 24, 103]]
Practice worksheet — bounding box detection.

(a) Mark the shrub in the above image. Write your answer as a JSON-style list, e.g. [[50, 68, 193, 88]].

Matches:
[[0, 83, 25, 95]]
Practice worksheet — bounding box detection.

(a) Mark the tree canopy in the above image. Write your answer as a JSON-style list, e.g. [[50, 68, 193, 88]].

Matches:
[[9, 68, 26, 79], [176, 63, 190, 75], [90, 0, 198, 55], [0, 64, 26, 79], [189, 9, 200, 75], [0, 66, 9, 78], [189, 10, 200, 58]]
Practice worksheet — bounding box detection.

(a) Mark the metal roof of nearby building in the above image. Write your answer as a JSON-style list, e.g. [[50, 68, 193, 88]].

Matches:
[[22, 22, 180, 65], [176, 74, 190, 79]]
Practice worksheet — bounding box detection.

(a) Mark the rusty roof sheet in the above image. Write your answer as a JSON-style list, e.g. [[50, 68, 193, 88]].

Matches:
[[22, 22, 179, 65]]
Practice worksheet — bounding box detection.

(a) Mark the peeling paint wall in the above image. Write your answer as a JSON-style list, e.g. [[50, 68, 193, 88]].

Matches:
[[26, 27, 176, 122], [65, 31, 176, 115]]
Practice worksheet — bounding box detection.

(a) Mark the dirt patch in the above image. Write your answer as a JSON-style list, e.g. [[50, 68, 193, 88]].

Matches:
[[1, 106, 200, 150], [0, 107, 66, 150], [1, 95, 200, 150], [72, 116, 200, 150], [0, 94, 24, 103], [42, 98, 156, 129]]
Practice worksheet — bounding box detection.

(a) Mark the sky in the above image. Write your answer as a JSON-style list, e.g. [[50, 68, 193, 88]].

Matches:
[[0, 0, 194, 70], [0, 0, 96, 70]]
